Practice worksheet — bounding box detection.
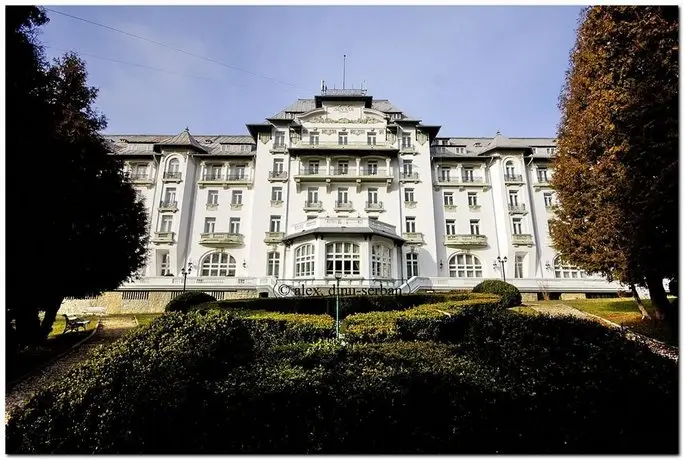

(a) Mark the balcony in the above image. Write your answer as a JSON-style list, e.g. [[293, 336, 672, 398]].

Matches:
[[162, 171, 182, 182], [304, 201, 323, 212], [198, 173, 253, 188], [364, 201, 384, 212], [399, 172, 420, 183], [264, 231, 285, 243], [230, 202, 243, 210], [289, 140, 397, 152], [129, 174, 154, 186], [334, 200, 354, 212], [534, 177, 552, 189], [158, 200, 178, 212], [444, 204, 457, 212], [270, 143, 287, 153], [400, 145, 416, 154], [511, 233, 534, 246], [436, 176, 489, 189], [151, 231, 174, 244], [200, 232, 244, 246], [508, 204, 527, 214], [293, 166, 394, 187], [404, 200, 418, 209], [504, 174, 523, 183], [546, 203, 557, 212], [287, 217, 401, 242], [444, 234, 488, 247], [198, 174, 224, 186], [268, 171, 288, 182], [403, 232, 424, 244]]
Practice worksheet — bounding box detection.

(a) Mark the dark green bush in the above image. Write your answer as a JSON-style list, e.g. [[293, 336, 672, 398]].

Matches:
[[165, 291, 216, 313], [472, 279, 521, 308]]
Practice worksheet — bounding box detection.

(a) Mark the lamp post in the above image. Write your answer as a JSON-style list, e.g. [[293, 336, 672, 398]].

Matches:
[[181, 261, 193, 293], [334, 273, 342, 340], [495, 256, 507, 282]]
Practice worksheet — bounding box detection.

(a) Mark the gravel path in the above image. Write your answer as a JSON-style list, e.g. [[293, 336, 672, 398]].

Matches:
[[5, 316, 138, 423], [527, 303, 678, 362]]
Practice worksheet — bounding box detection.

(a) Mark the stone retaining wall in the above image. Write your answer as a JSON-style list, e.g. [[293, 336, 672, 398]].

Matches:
[[59, 290, 259, 315]]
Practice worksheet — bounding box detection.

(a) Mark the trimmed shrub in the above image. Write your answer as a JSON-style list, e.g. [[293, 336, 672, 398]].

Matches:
[[239, 310, 335, 343], [472, 279, 521, 308], [165, 291, 217, 313]]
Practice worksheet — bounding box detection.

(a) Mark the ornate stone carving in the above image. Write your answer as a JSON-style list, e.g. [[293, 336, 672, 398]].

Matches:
[[321, 129, 336, 135], [332, 105, 354, 112], [377, 129, 385, 135], [259, 132, 271, 144], [416, 130, 428, 145], [307, 116, 327, 123], [303, 116, 383, 125], [338, 118, 351, 123], [387, 132, 397, 143], [350, 129, 365, 135]]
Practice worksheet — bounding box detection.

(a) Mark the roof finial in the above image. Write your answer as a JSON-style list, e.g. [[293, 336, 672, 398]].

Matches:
[[185, 126, 189, 132], [496, 130, 501, 135]]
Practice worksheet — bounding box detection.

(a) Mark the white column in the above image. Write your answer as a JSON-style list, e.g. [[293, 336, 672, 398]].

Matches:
[[385, 157, 392, 177], [356, 157, 361, 176], [326, 157, 331, 175]]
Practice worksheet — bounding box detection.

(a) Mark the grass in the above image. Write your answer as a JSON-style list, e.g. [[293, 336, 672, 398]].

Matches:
[[510, 306, 539, 315], [48, 315, 98, 337], [133, 313, 163, 327], [532, 297, 678, 346]]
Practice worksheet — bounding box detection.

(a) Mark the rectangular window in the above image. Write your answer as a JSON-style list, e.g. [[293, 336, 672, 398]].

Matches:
[[338, 132, 348, 145], [204, 217, 216, 234], [445, 219, 456, 235], [401, 133, 411, 148], [403, 160, 413, 177], [367, 132, 377, 145], [337, 160, 349, 175], [367, 188, 378, 204], [462, 167, 474, 182], [508, 191, 518, 206], [231, 190, 243, 205], [271, 187, 283, 201], [207, 164, 222, 180], [337, 187, 349, 203], [273, 159, 284, 173], [443, 192, 454, 206], [514, 255, 524, 279], [267, 252, 280, 277], [440, 167, 451, 181], [544, 192, 553, 207], [405, 217, 416, 233], [308, 160, 319, 175], [307, 187, 319, 203], [406, 253, 419, 277], [454, 146, 465, 154], [229, 218, 241, 234], [469, 220, 480, 235], [269, 216, 281, 232], [404, 188, 415, 202], [232, 164, 246, 180], [537, 167, 549, 182], [310, 132, 319, 145], [512, 218, 523, 235], [164, 187, 176, 203], [160, 215, 173, 232], [468, 192, 478, 206], [366, 161, 378, 175], [159, 252, 171, 276], [274, 131, 285, 147]]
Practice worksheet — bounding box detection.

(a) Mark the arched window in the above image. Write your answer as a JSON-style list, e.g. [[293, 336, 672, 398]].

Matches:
[[200, 253, 236, 277], [167, 158, 180, 173], [553, 257, 586, 279], [295, 244, 315, 277], [267, 251, 280, 277], [371, 245, 392, 278], [448, 254, 483, 278], [326, 242, 360, 276], [505, 160, 516, 177]]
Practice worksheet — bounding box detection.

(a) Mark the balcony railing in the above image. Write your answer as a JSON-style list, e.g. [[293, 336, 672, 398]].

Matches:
[[290, 217, 399, 237], [201, 174, 223, 181], [399, 172, 420, 181], [511, 234, 534, 246], [151, 231, 174, 243], [130, 174, 154, 184], [365, 201, 384, 211], [437, 176, 487, 186], [504, 174, 523, 182], [264, 231, 285, 243], [304, 201, 323, 211], [290, 140, 395, 150], [444, 234, 488, 247], [403, 232, 424, 244], [508, 203, 526, 213], [271, 143, 287, 152], [329, 166, 355, 176], [159, 200, 178, 211], [268, 171, 288, 181], [334, 200, 354, 211], [163, 171, 182, 181], [400, 145, 416, 153], [200, 232, 245, 245]]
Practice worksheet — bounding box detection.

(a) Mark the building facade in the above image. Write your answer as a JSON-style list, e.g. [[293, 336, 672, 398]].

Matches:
[[60, 89, 623, 313]]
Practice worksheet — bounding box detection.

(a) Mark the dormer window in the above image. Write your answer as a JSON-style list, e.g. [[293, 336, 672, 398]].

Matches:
[[454, 146, 465, 154], [474, 142, 482, 147], [204, 139, 213, 144], [274, 131, 285, 147], [401, 134, 411, 148]]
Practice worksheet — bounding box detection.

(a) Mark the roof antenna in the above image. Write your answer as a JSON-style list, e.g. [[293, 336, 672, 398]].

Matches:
[[343, 54, 346, 89]]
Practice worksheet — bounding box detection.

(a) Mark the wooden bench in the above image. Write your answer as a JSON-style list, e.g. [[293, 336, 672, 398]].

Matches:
[[63, 314, 90, 334]]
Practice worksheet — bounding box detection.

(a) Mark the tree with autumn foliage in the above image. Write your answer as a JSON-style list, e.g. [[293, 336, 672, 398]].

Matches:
[[551, 6, 678, 322], [6, 7, 149, 347]]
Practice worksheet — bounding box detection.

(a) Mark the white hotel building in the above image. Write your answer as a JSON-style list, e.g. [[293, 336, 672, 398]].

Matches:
[[61, 89, 623, 313]]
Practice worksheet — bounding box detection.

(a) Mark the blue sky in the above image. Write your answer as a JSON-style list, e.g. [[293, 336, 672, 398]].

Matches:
[[39, 5, 583, 137]]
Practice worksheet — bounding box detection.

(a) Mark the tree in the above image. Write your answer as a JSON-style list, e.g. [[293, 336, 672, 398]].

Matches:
[[7, 7, 149, 345], [552, 6, 678, 322]]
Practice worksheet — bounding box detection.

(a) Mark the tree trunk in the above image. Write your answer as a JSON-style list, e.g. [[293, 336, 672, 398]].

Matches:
[[646, 275, 672, 321], [39, 295, 65, 340], [14, 305, 42, 346], [629, 283, 651, 319]]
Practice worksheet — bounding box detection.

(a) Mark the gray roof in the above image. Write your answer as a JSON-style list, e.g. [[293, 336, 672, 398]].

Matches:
[[155, 128, 207, 153], [270, 98, 408, 120], [105, 131, 255, 156], [431, 134, 556, 158], [282, 226, 404, 243]]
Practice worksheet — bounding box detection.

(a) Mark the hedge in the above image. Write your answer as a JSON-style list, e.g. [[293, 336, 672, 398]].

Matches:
[[472, 279, 521, 308], [165, 291, 217, 313], [194, 291, 476, 318]]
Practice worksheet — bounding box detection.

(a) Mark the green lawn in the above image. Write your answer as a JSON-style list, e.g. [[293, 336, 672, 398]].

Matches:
[[542, 298, 678, 346], [134, 314, 163, 327], [510, 306, 539, 315]]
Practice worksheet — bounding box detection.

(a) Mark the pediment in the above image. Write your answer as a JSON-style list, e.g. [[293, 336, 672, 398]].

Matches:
[[298, 107, 386, 125]]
